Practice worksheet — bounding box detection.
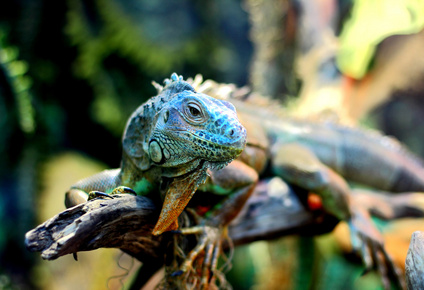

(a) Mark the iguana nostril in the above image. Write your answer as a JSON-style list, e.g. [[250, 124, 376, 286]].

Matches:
[[225, 127, 243, 140]]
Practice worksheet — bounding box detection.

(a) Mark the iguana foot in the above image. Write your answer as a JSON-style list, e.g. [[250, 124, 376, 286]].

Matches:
[[172, 225, 231, 289], [87, 186, 136, 201], [349, 209, 406, 290]]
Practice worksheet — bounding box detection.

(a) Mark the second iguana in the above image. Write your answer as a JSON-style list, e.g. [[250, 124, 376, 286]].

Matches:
[[193, 77, 424, 289]]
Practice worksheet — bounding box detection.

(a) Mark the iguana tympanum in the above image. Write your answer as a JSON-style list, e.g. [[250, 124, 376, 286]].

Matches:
[[65, 74, 256, 286]]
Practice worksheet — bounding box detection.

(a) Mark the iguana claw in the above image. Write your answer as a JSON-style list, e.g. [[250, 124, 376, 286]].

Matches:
[[87, 186, 136, 201], [349, 209, 406, 290], [111, 186, 137, 195], [171, 225, 231, 289], [87, 191, 114, 201]]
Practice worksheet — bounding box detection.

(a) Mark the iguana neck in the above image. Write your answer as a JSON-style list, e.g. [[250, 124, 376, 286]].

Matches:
[[120, 152, 204, 186], [161, 158, 203, 178], [119, 154, 161, 189]]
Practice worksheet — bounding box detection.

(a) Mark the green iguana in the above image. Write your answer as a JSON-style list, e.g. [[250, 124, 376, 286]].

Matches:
[[65, 73, 257, 287], [190, 76, 424, 289]]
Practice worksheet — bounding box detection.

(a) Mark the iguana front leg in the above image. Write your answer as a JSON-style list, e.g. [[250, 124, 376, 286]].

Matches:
[[65, 169, 122, 208], [171, 160, 258, 289], [271, 143, 405, 289]]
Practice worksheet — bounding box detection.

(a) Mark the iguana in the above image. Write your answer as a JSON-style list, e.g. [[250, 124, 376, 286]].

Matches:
[[65, 73, 257, 287], [189, 76, 424, 289]]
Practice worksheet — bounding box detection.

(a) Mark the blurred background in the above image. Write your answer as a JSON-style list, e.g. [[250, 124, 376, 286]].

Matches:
[[1, 0, 424, 289]]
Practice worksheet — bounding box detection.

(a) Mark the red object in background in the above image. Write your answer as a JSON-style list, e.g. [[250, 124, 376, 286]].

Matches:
[[307, 192, 323, 211]]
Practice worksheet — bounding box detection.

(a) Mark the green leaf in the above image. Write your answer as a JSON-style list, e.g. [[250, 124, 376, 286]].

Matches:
[[337, 0, 424, 79]]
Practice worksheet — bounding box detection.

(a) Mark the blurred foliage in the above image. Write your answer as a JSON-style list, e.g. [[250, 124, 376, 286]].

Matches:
[[63, 0, 253, 136], [246, 0, 300, 99], [337, 0, 424, 79], [0, 30, 35, 135]]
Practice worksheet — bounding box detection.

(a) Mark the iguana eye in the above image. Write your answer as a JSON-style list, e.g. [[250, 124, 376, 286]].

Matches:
[[184, 102, 205, 124], [189, 106, 200, 117]]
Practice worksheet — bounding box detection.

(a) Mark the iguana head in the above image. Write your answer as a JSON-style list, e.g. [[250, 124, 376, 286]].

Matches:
[[122, 73, 246, 235], [149, 89, 246, 172], [123, 73, 246, 175]]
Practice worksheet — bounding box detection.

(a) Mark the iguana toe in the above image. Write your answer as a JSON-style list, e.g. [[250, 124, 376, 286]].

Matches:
[[87, 186, 136, 201], [87, 191, 114, 201], [110, 186, 137, 195]]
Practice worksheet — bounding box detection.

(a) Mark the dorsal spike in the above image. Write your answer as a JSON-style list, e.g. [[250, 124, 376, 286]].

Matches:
[[152, 81, 163, 93], [158, 73, 196, 101], [171, 73, 179, 81], [144, 104, 150, 114]]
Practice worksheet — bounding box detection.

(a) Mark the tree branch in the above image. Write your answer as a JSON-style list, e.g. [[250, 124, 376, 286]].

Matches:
[[25, 181, 420, 288], [25, 194, 165, 261], [25, 183, 336, 262]]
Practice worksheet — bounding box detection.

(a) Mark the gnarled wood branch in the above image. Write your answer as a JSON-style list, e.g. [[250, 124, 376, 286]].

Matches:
[[25, 194, 165, 262], [25, 181, 336, 263], [25, 180, 420, 263], [25, 181, 423, 288]]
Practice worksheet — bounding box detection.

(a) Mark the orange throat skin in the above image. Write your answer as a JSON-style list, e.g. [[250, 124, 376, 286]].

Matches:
[[152, 167, 209, 236]]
